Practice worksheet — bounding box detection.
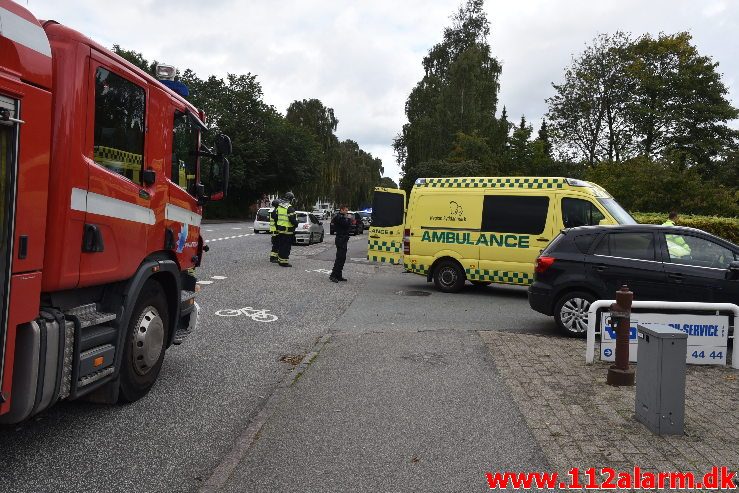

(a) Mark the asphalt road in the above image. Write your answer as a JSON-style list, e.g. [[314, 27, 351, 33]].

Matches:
[[0, 221, 556, 492]]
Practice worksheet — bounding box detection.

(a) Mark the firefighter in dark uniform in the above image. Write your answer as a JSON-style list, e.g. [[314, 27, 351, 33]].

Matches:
[[269, 198, 280, 263], [329, 205, 351, 282], [271, 192, 298, 267]]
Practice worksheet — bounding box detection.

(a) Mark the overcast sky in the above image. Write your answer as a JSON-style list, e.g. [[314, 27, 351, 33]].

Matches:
[[27, 0, 739, 183]]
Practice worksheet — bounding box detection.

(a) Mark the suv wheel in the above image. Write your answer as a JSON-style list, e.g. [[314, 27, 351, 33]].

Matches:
[[554, 291, 594, 337], [433, 259, 466, 293]]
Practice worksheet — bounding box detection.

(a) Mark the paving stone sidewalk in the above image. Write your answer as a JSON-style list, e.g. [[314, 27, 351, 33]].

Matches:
[[479, 331, 738, 489]]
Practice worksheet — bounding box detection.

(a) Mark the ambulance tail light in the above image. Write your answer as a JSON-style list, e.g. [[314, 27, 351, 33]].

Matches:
[[403, 228, 411, 255], [535, 256, 555, 273]]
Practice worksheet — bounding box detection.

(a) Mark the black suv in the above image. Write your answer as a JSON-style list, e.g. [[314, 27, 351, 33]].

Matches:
[[330, 211, 364, 235], [529, 225, 739, 336]]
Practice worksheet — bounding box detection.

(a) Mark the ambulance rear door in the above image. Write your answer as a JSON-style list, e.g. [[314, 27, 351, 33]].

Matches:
[[368, 187, 406, 264]]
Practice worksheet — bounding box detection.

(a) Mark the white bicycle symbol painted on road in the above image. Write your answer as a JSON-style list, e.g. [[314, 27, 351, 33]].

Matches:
[[215, 307, 279, 323]]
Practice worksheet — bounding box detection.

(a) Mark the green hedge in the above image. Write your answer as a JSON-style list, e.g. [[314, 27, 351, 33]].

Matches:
[[632, 212, 739, 245]]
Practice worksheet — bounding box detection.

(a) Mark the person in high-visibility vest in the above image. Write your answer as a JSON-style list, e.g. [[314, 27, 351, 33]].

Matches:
[[271, 192, 298, 267], [662, 211, 692, 259], [661, 211, 679, 227], [269, 198, 280, 263]]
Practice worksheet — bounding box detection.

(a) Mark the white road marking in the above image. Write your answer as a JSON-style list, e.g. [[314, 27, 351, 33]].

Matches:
[[197, 280, 214, 285], [232, 227, 241, 230], [205, 229, 213, 232], [212, 275, 227, 280], [306, 269, 332, 275], [350, 257, 370, 262], [205, 234, 253, 243], [215, 307, 278, 322]]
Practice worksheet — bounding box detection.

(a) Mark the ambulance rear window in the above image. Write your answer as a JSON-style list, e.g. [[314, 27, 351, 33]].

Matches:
[[372, 192, 404, 227], [481, 195, 549, 235]]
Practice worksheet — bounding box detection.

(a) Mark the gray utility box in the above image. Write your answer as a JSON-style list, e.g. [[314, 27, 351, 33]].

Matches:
[[635, 324, 688, 435]]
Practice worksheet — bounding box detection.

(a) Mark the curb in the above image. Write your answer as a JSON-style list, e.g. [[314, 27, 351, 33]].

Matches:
[[198, 333, 332, 492]]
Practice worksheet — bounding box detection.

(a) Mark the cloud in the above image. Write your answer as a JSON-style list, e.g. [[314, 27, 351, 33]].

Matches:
[[26, 0, 739, 183]]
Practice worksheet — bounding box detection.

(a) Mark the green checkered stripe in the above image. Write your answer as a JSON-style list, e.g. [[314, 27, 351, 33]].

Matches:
[[368, 254, 401, 265], [418, 177, 565, 189], [404, 262, 429, 275], [369, 240, 402, 253], [466, 268, 533, 285]]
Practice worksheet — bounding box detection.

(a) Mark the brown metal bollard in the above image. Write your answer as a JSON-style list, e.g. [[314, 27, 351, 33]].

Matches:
[[606, 285, 635, 386]]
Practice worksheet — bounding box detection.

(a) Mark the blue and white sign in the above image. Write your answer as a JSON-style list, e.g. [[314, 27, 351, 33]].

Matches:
[[599, 312, 729, 365]]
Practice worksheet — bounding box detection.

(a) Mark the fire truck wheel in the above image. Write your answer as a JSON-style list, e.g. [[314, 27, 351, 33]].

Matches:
[[119, 280, 169, 403]]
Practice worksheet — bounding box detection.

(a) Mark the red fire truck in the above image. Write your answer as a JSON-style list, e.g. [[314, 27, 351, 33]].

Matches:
[[0, 1, 230, 423]]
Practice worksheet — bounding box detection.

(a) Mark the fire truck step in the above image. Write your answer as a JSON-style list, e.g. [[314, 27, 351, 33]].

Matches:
[[65, 303, 117, 328], [77, 366, 115, 388], [181, 290, 196, 303], [79, 325, 117, 352]]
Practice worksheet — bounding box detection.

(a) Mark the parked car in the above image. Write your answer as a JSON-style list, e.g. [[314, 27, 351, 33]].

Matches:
[[330, 211, 364, 235], [253, 207, 272, 233], [294, 212, 325, 245], [358, 211, 372, 228], [528, 224, 739, 337]]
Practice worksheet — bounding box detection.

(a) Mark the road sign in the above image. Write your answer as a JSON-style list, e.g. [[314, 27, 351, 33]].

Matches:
[[599, 312, 729, 365]]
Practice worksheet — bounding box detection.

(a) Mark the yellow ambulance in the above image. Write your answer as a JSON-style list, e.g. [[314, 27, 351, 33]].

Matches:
[[367, 177, 635, 292]]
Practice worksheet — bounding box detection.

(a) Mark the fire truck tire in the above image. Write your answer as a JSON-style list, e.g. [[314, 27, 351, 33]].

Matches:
[[119, 280, 169, 403]]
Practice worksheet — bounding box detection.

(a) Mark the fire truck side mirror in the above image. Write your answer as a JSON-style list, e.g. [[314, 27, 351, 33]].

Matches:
[[215, 133, 232, 157]]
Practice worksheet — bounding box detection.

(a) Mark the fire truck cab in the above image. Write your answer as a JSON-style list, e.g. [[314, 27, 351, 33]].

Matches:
[[0, 1, 229, 423]]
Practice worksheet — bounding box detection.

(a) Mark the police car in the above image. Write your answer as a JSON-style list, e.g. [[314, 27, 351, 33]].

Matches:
[[367, 177, 634, 293]]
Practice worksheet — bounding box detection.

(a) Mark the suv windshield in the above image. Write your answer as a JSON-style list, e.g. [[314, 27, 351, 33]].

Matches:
[[597, 198, 636, 225]]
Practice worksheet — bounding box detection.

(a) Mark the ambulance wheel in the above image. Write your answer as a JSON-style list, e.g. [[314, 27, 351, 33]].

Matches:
[[119, 280, 169, 403], [433, 259, 466, 293], [554, 291, 594, 337]]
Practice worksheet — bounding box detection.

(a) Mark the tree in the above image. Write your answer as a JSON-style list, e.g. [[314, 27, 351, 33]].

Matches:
[[586, 157, 739, 216], [622, 32, 738, 171], [395, 0, 502, 190], [547, 32, 634, 166], [110, 45, 384, 216], [547, 31, 738, 172], [447, 131, 494, 171], [536, 119, 552, 158], [378, 177, 398, 189], [506, 116, 534, 174]]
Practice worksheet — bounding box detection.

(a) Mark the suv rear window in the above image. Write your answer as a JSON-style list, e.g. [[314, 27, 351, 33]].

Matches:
[[297, 214, 308, 223], [574, 234, 598, 253], [481, 195, 549, 234], [256, 209, 270, 221], [594, 232, 655, 261], [542, 233, 565, 254]]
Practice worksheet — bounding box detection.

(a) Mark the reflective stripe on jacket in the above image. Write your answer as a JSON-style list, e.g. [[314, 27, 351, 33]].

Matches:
[[269, 208, 277, 233]]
